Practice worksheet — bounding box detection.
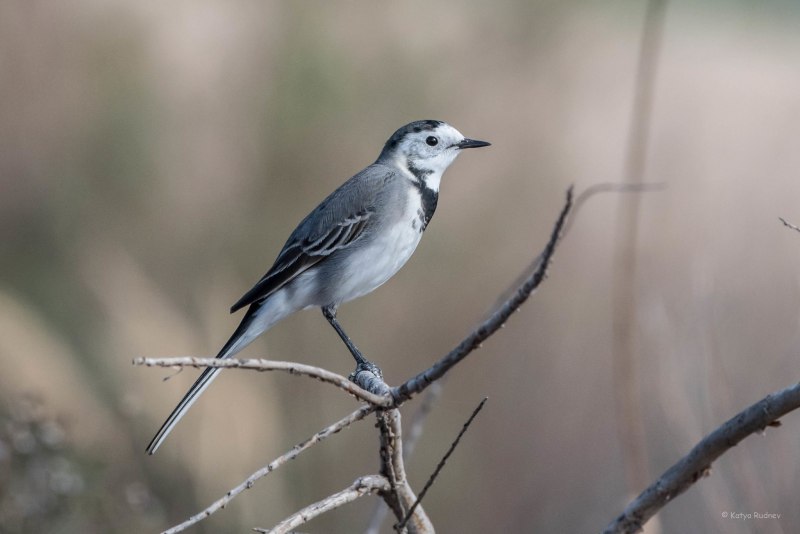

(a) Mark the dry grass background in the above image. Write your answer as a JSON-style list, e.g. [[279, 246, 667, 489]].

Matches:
[[2, 1, 800, 533]]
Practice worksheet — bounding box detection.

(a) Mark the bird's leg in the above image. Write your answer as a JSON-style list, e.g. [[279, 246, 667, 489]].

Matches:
[[321, 306, 383, 380]]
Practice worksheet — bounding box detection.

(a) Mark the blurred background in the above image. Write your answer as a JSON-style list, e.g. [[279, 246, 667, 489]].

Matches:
[[2, 1, 800, 532]]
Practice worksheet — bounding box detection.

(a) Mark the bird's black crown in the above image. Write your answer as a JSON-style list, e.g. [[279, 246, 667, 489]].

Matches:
[[381, 120, 445, 155]]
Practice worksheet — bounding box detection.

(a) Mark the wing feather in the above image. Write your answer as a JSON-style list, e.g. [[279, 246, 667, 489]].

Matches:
[[229, 167, 393, 313]]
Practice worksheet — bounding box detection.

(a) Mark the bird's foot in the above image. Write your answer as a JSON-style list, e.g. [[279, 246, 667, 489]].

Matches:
[[349, 360, 390, 396], [350, 359, 383, 381]]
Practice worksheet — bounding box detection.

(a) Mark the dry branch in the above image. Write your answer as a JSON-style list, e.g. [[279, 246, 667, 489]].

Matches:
[[779, 217, 800, 233], [254, 475, 391, 534], [377, 409, 434, 534], [133, 356, 391, 406], [162, 405, 376, 534], [603, 382, 800, 534], [397, 397, 487, 532], [365, 381, 444, 534], [611, 0, 669, 494], [392, 186, 573, 403]]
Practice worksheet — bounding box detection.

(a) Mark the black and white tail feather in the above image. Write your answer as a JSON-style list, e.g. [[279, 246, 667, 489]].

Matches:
[[145, 310, 259, 454]]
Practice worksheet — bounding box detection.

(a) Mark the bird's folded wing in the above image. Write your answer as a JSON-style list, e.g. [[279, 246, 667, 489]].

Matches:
[[229, 209, 373, 313], [229, 166, 393, 313]]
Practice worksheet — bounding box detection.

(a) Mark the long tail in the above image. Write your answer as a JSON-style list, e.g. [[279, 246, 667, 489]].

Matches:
[[145, 304, 264, 454]]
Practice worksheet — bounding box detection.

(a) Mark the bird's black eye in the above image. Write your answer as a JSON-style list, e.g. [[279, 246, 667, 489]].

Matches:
[[426, 136, 438, 146]]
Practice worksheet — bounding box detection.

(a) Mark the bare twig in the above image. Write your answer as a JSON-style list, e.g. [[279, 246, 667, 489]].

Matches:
[[133, 356, 391, 407], [401, 382, 445, 461], [162, 405, 376, 534], [392, 185, 574, 403], [365, 381, 444, 534], [567, 182, 665, 235], [396, 397, 488, 532], [623, 0, 666, 185], [377, 409, 434, 534], [487, 182, 663, 316], [603, 382, 800, 534], [364, 494, 391, 534], [254, 475, 391, 534], [779, 217, 800, 233], [611, 0, 668, 493]]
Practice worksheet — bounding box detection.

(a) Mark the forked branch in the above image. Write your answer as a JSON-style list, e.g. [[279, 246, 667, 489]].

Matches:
[[373, 409, 434, 533]]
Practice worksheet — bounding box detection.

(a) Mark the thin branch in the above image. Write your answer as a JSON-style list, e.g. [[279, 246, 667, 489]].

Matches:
[[485, 182, 663, 317], [364, 382, 444, 534], [364, 494, 391, 534], [377, 410, 404, 520], [392, 185, 574, 403], [401, 382, 445, 461], [162, 405, 376, 534], [611, 0, 669, 493], [254, 475, 390, 534], [396, 397, 488, 532], [133, 356, 391, 407], [779, 216, 800, 233], [567, 182, 665, 235], [623, 0, 666, 185], [603, 382, 800, 534], [377, 409, 434, 534]]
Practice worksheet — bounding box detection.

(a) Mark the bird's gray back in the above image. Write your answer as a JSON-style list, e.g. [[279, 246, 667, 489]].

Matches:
[[230, 163, 410, 313], [283, 163, 407, 250]]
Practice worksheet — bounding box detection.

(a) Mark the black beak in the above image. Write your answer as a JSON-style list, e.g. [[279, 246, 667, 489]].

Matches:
[[455, 138, 491, 149]]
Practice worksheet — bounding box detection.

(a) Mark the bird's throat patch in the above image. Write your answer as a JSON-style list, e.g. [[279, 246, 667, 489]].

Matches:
[[415, 184, 438, 231]]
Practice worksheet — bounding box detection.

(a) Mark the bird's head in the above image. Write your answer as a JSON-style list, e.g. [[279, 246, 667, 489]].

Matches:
[[377, 120, 490, 189]]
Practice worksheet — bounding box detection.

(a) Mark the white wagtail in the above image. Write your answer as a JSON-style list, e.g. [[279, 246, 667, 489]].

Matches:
[[146, 119, 490, 454]]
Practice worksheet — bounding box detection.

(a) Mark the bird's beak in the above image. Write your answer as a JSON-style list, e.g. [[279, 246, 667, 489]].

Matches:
[[455, 138, 491, 149]]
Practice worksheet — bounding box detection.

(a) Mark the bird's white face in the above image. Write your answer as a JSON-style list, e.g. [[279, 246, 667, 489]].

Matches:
[[397, 123, 468, 184], [378, 120, 490, 192]]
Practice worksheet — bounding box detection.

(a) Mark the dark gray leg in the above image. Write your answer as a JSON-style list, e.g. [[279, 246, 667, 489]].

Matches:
[[322, 306, 383, 379]]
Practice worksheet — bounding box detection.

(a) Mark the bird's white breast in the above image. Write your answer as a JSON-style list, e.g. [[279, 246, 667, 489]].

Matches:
[[333, 185, 425, 304]]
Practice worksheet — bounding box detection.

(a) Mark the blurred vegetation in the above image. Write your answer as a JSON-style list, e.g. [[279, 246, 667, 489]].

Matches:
[[2, 1, 800, 532], [0, 395, 162, 533]]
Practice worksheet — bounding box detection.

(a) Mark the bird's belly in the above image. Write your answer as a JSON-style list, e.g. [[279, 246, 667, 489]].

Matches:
[[332, 224, 423, 304]]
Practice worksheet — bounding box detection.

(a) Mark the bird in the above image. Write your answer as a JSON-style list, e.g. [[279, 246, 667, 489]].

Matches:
[[146, 119, 490, 454]]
